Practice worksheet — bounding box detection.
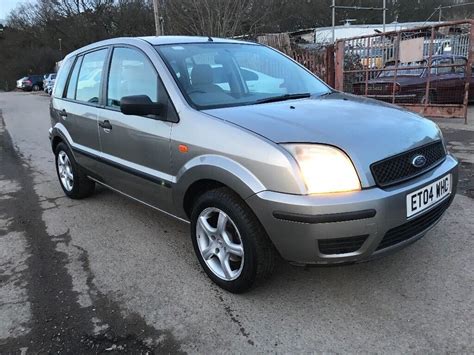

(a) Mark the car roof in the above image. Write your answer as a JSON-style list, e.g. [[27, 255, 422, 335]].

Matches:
[[385, 54, 466, 66], [139, 35, 256, 46], [64, 36, 258, 60], [431, 54, 466, 60]]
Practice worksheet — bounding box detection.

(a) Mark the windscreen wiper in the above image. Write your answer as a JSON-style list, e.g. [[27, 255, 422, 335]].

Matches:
[[318, 90, 336, 97], [255, 93, 311, 104]]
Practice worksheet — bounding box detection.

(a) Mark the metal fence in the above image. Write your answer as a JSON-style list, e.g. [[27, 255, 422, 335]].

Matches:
[[292, 47, 335, 87], [334, 20, 474, 122]]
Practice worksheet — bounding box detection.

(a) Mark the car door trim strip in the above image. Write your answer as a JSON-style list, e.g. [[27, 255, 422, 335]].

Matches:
[[71, 144, 174, 188]]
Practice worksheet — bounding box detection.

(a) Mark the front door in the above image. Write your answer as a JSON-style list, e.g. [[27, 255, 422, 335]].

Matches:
[[96, 46, 174, 211], [430, 58, 462, 104]]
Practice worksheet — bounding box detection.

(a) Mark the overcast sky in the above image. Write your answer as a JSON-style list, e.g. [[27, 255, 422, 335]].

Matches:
[[0, 0, 32, 20]]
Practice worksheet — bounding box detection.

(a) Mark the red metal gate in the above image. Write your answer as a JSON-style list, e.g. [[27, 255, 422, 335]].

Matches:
[[257, 33, 335, 87], [334, 20, 474, 122]]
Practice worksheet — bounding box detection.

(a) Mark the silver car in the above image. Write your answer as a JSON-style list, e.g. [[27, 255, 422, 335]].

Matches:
[[49, 36, 458, 293], [43, 73, 56, 92]]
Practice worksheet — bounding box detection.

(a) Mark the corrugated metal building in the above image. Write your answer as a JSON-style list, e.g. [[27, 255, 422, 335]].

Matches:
[[315, 21, 443, 44]]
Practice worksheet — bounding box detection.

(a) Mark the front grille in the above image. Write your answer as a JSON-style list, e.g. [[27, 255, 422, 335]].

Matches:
[[319, 235, 368, 255], [376, 197, 451, 251], [371, 141, 446, 187]]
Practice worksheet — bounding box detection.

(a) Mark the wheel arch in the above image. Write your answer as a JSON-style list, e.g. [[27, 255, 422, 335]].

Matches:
[[50, 124, 74, 154], [173, 155, 266, 219], [51, 135, 64, 153]]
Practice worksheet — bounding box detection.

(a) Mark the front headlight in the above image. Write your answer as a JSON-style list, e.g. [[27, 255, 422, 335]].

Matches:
[[283, 144, 361, 194]]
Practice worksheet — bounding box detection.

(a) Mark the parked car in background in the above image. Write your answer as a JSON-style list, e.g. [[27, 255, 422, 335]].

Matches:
[[46, 78, 55, 95], [353, 55, 473, 104], [49, 36, 458, 293], [43, 73, 56, 92], [16, 75, 44, 91], [16, 77, 27, 89]]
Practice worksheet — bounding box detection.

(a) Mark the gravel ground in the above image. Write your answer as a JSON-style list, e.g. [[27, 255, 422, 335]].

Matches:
[[0, 91, 473, 353]]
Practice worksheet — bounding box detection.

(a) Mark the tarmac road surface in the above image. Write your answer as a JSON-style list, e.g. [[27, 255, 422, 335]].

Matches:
[[0, 91, 473, 353]]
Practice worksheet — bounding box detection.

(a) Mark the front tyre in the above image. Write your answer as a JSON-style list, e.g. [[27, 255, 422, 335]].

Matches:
[[419, 92, 434, 104], [190, 188, 276, 293], [55, 142, 95, 199]]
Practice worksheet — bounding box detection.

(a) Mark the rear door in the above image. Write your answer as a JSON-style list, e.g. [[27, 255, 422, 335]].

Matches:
[[58, 47, 109, 172], [430, 58, 459, 103], [95, 45, 174, 211]]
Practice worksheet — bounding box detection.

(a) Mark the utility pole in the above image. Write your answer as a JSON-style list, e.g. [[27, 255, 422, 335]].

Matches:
[[153, 0, 162, 36], [436, 2, 474, 22], [382, 0, 386, 33], [331, 0, 336, 44]]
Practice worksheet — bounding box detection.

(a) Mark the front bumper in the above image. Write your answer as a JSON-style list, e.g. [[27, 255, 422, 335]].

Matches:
[[246, 154, 458, 264]]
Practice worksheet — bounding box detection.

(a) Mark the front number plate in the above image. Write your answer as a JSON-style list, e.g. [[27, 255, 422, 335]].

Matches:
[[406, 174, 451, 218]]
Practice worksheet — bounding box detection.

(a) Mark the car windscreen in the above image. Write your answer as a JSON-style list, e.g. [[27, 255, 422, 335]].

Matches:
[[155, 43, 330, 109], [379, 62, 425, 77]]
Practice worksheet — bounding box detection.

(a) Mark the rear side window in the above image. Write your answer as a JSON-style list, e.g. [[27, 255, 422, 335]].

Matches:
[[76, 49, 108, 104], [107, 47, 158, 107], [53, 57, 74, 98], [454, 58, 466, 74], [66, 56, 83, 100]]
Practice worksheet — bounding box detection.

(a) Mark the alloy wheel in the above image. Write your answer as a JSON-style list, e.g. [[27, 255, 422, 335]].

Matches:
[[196, 207, 244, 281], [57, 151, 74, 191]]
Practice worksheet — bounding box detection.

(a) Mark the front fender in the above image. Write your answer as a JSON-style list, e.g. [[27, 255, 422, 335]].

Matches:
[[172, 154, 266, 218]]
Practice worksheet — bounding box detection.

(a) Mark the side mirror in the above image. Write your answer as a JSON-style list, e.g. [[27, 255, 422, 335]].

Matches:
[[120, 95, 162, 116]]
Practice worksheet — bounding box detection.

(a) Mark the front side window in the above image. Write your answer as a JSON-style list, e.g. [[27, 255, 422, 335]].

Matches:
[[107, 47, 158, 108], [156, 43, 330, 109], [431, 59, 453, 75], [76, 49, 107, 104]]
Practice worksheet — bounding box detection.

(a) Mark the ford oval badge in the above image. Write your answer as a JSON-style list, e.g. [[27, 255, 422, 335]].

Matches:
[[411, 154, 427, 168]]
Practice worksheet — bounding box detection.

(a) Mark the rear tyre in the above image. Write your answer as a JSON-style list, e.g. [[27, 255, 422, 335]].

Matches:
[[32, 84, 40, 91], [54, 142, 95, 199], [190, 187, 276, 293]]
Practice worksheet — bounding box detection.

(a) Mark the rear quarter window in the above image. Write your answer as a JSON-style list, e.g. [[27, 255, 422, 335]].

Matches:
[[53, 57, 74, 98], [66, 56, 83, 100]]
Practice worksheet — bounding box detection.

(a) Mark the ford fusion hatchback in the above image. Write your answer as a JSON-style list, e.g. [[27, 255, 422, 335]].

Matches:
[[49, 36, 458, 293]]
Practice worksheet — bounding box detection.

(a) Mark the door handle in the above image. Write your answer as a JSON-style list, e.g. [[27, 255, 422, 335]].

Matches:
[[59, 109, 67, 118], [99, 120, 112, 131]]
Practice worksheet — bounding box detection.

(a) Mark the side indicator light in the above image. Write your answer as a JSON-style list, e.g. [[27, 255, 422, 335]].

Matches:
[[178, 144, 189, 153]]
